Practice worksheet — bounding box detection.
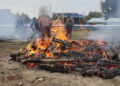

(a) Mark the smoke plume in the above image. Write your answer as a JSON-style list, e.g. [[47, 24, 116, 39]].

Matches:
[[101, 0, 120, 18], [0, 11, 32, 41]]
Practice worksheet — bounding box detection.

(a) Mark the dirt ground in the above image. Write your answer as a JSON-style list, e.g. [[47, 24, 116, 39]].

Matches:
[[0, 31, 120, 86]]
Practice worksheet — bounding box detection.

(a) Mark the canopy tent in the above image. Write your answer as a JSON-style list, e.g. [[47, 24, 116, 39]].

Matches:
[[52, 13, 83, 18], [52, 13, 84, 24], [63, 13, 83, 18]]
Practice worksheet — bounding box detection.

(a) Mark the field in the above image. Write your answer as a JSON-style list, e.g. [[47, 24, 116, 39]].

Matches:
[[0, 30, 120, 86]]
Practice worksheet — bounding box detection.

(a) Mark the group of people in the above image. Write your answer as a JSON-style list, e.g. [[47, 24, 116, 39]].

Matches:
[[31, 15, 74, 39]]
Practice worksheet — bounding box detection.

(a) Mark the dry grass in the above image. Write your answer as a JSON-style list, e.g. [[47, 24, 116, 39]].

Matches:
[[72, 29, 89, 40]]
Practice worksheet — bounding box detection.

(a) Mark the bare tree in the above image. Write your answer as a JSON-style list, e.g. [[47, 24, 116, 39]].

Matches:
[[38, 6, 51, 18]]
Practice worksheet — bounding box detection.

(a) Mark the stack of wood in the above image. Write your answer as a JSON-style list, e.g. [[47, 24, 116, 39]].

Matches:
[[10, 38, 120, 79]]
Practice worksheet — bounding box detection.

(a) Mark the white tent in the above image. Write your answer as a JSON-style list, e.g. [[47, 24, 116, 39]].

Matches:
[[87, 18, 106, 24]]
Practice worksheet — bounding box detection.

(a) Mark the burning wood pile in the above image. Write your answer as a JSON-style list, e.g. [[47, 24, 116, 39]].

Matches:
[[10, 26, 120, 79]]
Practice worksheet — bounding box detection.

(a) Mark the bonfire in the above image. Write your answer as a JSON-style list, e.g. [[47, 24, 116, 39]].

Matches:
[[10, 23, 120, 79]]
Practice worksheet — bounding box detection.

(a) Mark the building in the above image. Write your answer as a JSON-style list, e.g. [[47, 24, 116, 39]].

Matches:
[[0, 9, 15, 24], [52, 13, 84, 24]]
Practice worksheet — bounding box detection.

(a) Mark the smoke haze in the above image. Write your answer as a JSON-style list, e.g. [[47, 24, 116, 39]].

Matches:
[[0, 10, 32, 41], [87, 26, 120, 42], [0, 25, 33, 40], [88, 0, 120, 43]]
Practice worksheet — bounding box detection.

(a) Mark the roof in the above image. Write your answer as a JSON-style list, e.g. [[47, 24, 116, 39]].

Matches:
[[87, 18, 106, 23], [64, 13, 83, 18], [52, 13, 83, 18]]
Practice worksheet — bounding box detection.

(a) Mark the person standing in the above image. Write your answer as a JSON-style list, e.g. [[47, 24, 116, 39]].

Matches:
[[65, 15, 74, 38], [31, 17, 39, 33], [38, 16, 52, 38], [30, 17, 40, 39]]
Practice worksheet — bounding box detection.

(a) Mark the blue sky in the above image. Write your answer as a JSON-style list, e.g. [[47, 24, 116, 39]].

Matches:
[[0, 0, 102, 17]]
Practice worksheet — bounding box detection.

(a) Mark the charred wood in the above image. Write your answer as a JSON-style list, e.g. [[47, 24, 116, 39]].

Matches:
[[99, 67, 120, 79], [53, 38, 72, 46], [22, 58, 76, 64], [38, 64, 75, 73], [10, 53, 26, 60], [97, 60, 120, 66]]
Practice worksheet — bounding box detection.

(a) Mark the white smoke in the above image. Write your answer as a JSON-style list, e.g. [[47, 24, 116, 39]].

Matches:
[[87, 26, 120, 43], [0, 24, 33, 41], [116, 1, 120, 17], [101, 0, 105, 3], [87, 0, 120, 43], [0, 13, 33, 41]]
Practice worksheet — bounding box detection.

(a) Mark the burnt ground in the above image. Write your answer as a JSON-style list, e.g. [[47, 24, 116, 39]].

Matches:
[[0, 41, 120, 86]]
